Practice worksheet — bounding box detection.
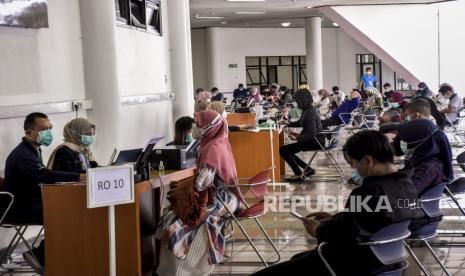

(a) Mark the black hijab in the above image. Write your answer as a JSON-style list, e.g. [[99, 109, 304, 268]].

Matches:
[[397, 119, 453, 181], [293, 89, 313, 110]]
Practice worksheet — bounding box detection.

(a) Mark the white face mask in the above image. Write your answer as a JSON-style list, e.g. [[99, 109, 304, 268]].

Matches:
[[222, 111, 228, 119]]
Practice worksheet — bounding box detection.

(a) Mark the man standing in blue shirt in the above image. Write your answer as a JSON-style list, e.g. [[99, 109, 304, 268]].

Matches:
[[3, 112, 85, 273], [360, 67, 377, 90]]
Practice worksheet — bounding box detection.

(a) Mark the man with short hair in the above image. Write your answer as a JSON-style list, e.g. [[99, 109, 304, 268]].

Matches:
[[4, 112, 85, 273], [438, 84, 463, 124], [382, 82, 395, 100], [233, 83, 248, 99], [359, 67, 377, 90]]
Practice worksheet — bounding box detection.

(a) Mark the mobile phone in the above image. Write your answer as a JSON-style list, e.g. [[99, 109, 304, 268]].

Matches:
[[290, 211, 304, 220]]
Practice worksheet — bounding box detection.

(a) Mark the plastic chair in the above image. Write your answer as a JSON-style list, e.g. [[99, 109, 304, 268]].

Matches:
[[403, 183, 451, 276], [318, 220, 412, 276], [218, 168, 280, 268]]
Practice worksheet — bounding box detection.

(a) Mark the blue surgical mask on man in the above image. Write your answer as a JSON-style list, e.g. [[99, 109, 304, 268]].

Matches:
[[37, 129, 53, 147], [186, 134, 193, 143], [351, 169, 364, 185]]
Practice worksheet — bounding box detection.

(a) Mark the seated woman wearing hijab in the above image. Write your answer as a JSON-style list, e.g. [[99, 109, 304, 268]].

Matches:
[[156, 110, 244, 276], [47, 118, 98, 173], [167, 116, 195, 146], [280, 89, 323, 182], [392, 119, 453, 231], [207, 101, 251, 132]]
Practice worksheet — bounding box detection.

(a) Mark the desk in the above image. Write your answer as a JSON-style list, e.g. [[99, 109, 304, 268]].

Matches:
[[226, 112, 256, 126], [229, 130, 285, 182], [42, 168, 195, 276]]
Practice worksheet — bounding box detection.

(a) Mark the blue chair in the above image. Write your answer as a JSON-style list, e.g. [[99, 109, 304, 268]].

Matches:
[[318, 220, 412, 276], [404, 183, 451, 276]]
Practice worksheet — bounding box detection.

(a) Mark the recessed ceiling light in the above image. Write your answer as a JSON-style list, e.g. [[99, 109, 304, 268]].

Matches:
[[227, 0, 266, 2], [195, 14, 225, 19], [221, 21, 227, 24], [332, 22, 339, 27], [305, 6, 312, 9], [281, 22, 291, 27], [234, 11, 267, 15]]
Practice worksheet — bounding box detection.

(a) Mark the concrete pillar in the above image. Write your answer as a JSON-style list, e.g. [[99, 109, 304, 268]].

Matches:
[[167, 0, 195, 119], [79, 0, 122, 162], [206, 27, 222, 90], [305, 17, 324, 91]]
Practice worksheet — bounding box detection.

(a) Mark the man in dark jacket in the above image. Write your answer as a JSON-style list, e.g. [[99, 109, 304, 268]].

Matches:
[[254, 131, 422, 275], [3, 112, 85, 273]]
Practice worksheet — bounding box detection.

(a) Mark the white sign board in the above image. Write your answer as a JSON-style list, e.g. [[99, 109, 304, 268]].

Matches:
[[87, 165, 135, 208]]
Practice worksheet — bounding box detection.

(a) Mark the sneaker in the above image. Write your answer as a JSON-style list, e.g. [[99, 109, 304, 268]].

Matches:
[[303, 168, 316, 177], [23, 251, 44, 275]]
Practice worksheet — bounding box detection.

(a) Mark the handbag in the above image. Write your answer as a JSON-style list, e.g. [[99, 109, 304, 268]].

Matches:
[[167, 176, 214, 227]]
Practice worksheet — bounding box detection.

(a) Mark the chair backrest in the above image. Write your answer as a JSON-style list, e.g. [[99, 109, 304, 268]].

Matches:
[[248, 168, 273, 199], [362, 220, 411, 266], [0, 192, 14, 225], [457, 151, 465, 172], [419, 182, 447, 218]]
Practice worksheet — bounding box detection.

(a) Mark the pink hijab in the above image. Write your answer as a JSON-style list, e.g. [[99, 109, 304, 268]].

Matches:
[[195, 111, 243, 199]]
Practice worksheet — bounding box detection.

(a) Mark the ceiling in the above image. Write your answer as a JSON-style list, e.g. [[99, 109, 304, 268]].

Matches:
[[190, 0, 455, 28]]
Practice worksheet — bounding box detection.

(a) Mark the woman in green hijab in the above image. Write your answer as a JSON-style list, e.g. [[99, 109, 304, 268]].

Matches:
[[47, 118, 98, 173]]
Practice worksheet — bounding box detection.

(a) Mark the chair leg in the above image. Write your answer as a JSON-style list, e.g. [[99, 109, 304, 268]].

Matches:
[[403, 241, 430, 276], [218, 197, 269, 267], [0, 225, 28, 265], [444, 187, 465, 217], [14, 226, 44, 273], [0, 228, 21, 265], [253, 218, 281, 264], [423, 240, 451, 276]]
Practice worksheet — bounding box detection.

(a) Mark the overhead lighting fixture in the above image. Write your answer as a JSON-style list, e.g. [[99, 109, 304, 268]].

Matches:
[[281, 22, 291, 27], [227, 0, 266, 1], [332, 22, 339, 27], [305, 6, 312, 9], [234, 11, 267, 15], [195, 14, 225, 19], [221, 21, 227, 24]]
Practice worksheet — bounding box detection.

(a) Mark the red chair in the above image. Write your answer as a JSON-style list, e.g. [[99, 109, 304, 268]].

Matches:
[[218, 168, 280, 267]]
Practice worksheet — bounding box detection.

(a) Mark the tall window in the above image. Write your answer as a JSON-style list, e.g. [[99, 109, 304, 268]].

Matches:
[[115, 0, 162, 35]]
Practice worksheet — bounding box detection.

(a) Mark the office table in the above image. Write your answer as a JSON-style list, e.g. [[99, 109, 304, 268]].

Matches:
[[226, 112, 256, 126], [42, 168, 195, 276], [229, 129, 285, 182]]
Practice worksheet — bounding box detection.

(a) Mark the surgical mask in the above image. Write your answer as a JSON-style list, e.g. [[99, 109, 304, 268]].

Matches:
[[400, 140, 414, 156], [81, 135, 94, 146], [405, 115, 412, 121], [390, 102, 400, 108], [192, 126, 204, 140], [222, 111, 228, 119], [37, 129, 53, 147], [186, 134, 193, 143], [351, 169, 364, 185], [385, 87, 391, 91]]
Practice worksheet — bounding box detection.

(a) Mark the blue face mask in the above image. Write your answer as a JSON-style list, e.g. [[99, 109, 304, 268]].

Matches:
[[390, 102, 400, 109], [37, 129, 53, 147], [81, 135, 94, 146], [186, 134, 193, 143], [351, 169, 364, 185]]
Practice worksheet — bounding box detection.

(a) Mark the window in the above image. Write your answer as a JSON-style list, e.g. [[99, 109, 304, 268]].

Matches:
[[115, 0, 162, 35]]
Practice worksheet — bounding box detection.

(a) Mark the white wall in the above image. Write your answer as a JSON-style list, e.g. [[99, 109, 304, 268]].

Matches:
[[192, 27, 380, 94], [325, 2, 465, 95]]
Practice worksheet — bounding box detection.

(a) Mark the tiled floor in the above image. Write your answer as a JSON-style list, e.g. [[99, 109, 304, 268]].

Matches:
[[212, 141, 465, 275]]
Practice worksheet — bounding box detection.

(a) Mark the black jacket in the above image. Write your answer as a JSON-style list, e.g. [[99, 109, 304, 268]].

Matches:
[[51, 146, 98, 173], [4, 139, 80, 205], [316, 170, 423, 275], [288, 106, 323, 143]]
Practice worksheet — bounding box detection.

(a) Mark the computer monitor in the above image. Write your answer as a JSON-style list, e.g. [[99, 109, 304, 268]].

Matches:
[[136, 136, 164, 165], [113, 148, 143, 165]]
